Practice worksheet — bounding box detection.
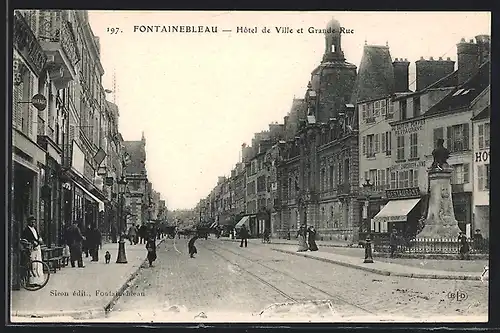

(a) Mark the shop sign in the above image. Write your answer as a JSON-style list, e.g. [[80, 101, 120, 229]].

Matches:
[[71, 141, 85, 177], [474, 150, 490, 163], [13, 12, 47, 74], [393, 119, 425, 136], [385, 187, 420, 199], [390, 160, 426, 170]]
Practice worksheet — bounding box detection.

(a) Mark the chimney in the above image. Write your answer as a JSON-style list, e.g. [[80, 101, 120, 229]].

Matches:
[[392, 58, 410, 92], [457, 38, 480, 85], [415, 57, 455, 91], [475, 35, 491, 65]]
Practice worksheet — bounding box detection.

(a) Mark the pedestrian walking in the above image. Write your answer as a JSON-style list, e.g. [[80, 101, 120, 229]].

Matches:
[[83, 225, 91, 258], [307, 226, 318, 251], [473, 229, 485, 252], [127, 224, 138, 245], [21, 215, 45, 286], [145, 225, 157, 266], [138, 224, 147, 244], [239, 225, 249, 248], [66, 221, 85, 268], [296, 224, 308, 252], [88, 225, 102, 262], [458, 232, 470, 260], [389, 229, 398, 258], [188, 235, 199, 258]]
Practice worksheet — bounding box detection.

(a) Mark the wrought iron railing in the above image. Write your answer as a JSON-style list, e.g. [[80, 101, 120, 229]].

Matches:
[[373, 237, 489, 255]]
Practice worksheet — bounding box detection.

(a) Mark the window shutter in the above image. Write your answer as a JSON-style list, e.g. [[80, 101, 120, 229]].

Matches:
[[381, 100, 387, 116], [13, 82, 24, 130], [362, 136, 366, 155], [464, 163, 469, 184], [381, 133, 386, 153], [27, 76, 33, 138], [446, 126, 452, 152], [463, 123, 469, 150], [375, 134, 380, 153], [361, 105, 366, 121], [477, 165, 484, 190], [478, 125, 484, 149]]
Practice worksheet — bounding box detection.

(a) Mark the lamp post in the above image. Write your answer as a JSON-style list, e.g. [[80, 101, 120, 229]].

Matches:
[[116, 175, 128, 264], [362, 178, 374, 263]]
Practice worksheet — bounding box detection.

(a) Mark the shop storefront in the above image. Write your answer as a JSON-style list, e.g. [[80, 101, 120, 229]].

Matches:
[[371, 187, 425, 240]]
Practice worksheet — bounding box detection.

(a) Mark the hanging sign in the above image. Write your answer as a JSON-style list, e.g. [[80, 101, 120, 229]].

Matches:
[[31, 94, 47, 111]]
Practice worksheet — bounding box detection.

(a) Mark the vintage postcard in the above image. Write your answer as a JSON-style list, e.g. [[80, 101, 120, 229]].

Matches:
[[8, 10, 490, 323]]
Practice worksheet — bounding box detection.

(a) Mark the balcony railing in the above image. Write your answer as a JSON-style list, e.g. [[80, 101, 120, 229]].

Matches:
[[38, 10, 79, 66]]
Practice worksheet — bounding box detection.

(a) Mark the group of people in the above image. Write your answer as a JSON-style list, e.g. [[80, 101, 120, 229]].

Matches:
[[126, 224, 150, 245], [296, 224, 318, 252]]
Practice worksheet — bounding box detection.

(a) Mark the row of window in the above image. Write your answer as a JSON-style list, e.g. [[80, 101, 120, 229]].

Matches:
[[360, 99, 394, 123]]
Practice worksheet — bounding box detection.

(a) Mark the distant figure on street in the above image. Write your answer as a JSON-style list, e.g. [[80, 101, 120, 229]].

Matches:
[[83, 225, 91, 258], [239, 225, 249, 248], [88, 225, 102, 262], [127, 224, 138, 245], [66, 221, 85, 268], [263, 228, 270, 243], [389, 229, 398, 258], [138, 224, 147, 244], [458, 232, 470, 260], [146, 225, 157, 267], [473, 229, 485, 251], [307, 226, 318, 251], [296, 224, 308, 252], [188, 235, 199, 258]]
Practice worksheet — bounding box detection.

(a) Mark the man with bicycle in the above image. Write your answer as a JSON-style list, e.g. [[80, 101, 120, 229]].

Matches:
[[21, 215, 44, 287]]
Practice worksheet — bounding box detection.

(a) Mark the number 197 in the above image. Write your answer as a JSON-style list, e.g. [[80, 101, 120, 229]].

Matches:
[[107, 27, 120, 34]]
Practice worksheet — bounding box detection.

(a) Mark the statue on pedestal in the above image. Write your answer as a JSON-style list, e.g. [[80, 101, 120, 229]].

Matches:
[[430, 139, 450, 171], [417, 139, 461, 239]]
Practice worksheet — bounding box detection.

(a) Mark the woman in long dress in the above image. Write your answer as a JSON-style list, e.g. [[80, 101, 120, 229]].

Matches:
[[296, 224, 308, 252], [21, 216, 45, 285], [146, 235, 157, 267], [307, 226, 319, 251]]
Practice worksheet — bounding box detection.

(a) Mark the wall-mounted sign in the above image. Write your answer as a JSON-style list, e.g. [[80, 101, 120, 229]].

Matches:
[[389, 160, 426, 170], [474, 150, 490, 163], [31, 94, 47, 111], [393, 119, 425, 136], [386, 187, 420, 199]]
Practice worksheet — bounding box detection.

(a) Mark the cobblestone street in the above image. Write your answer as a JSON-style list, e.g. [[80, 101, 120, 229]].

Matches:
[[107, 238, 488, 321]]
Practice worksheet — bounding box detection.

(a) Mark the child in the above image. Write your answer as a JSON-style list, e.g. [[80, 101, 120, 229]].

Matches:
[[188, 235, 199, 258], [62, 244, 70, 266]]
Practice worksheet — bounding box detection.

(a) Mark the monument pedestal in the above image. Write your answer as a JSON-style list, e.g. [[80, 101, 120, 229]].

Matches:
[[417, 167, 462, 238]]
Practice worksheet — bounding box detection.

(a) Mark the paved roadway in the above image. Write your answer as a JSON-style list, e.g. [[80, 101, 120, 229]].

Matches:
[[108, 238, 488, 321]]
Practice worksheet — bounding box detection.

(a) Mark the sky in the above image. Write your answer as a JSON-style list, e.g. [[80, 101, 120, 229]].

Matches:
[[87, 11, 490, 210]]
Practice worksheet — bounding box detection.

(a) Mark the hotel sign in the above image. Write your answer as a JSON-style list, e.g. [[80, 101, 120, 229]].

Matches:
[[474, 150, 490, 163], [393, 119, 425, 136], [386, 187, 420, 199]]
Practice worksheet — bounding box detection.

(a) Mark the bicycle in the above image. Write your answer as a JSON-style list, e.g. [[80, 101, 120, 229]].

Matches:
[[19, 239, 51, 291]]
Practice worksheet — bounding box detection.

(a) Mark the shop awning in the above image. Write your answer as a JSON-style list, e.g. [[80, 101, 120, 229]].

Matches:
[[235, 216, 250, 229], [373, 198, 421, 223], [74, 182, 105, 212]]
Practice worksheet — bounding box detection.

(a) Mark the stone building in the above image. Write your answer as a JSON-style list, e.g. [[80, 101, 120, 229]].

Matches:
[[123, 132, 149, 230], [379, 37, 490, 239], [278, 18, 361, 242]]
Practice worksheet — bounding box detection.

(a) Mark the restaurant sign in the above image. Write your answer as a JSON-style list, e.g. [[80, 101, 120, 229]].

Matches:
[[385, 187, 421, 199], [393, 119, 425, 136]]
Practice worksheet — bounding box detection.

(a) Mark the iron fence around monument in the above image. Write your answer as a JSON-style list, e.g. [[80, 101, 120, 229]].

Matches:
[[373, 237, 489, 255]]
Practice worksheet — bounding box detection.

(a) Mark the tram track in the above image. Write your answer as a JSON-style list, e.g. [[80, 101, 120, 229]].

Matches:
[[202, 241, 376, 316]]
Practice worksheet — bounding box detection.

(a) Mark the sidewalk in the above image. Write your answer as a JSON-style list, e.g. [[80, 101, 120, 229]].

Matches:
[[272, 245, 485, 281], [11, 239, 165, 319]]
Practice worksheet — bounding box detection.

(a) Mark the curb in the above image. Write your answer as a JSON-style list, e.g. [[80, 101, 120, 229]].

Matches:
[[104, 237, 167, 313], [272, 248, 481, 281]]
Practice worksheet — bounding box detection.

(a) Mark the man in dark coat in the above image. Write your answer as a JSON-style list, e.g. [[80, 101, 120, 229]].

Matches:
[[188, 235, 199, 258], [138, 224, 147, 244], [88, 225, 102, 262], [66, 221, 85, 268], [239, 225, 249, 248], [83, 225, 91, 258]]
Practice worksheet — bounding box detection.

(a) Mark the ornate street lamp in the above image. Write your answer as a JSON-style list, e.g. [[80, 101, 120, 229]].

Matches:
[[116, 175, 128, 264]]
